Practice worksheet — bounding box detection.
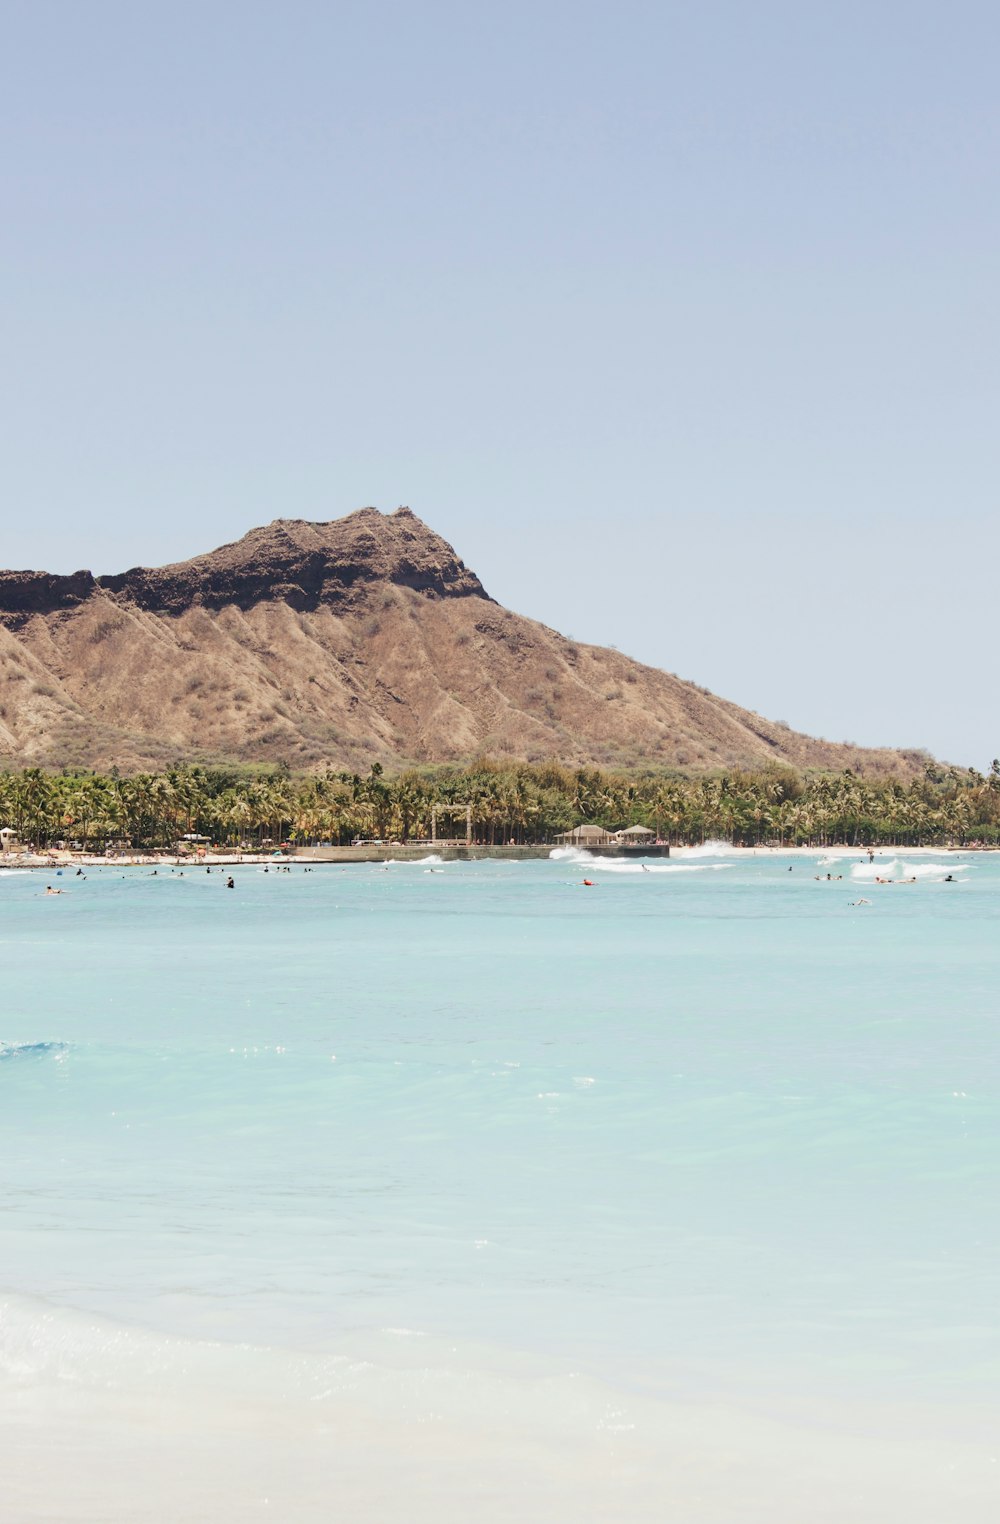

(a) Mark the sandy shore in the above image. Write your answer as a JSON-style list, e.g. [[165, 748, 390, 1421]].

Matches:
[[1, 842, 993, 871]]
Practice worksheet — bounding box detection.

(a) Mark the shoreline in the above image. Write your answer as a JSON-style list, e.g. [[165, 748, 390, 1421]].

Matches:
[[0, 841, 994, 871], [2, 1288, 996, 1524]]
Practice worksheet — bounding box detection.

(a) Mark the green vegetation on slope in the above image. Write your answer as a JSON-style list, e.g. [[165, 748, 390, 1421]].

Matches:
[[3, 758, 1000, 849]]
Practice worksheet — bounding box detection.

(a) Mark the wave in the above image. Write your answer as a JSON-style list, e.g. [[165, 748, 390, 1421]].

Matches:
[[380, 854, 446, 866], [0, 1041, 69, 1062], [674, 840, 735, 857], [586, 861, 732, 875], [548, 847, 729, 874], [849, 860, 968, 883]]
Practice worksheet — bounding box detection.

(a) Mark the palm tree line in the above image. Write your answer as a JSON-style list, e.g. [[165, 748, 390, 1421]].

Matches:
[[2, 758, 1000, 850]]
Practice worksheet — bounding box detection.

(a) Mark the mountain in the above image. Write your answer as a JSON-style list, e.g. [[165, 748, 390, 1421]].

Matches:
[[0, 507, 926, 775]]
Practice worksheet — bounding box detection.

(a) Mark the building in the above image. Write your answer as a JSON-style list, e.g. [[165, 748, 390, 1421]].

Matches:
[[554, 824, 616, 846]]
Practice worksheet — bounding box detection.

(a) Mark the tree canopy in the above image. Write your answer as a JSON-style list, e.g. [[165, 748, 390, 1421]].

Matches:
[[2, 758, 999, 849]]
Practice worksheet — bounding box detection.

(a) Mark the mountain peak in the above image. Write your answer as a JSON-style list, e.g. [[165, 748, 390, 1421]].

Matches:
[[0, 506, 927, 777], [88, 507, 491, 615]]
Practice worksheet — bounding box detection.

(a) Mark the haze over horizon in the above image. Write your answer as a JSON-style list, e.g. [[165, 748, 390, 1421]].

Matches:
[[3, 2, 997, 767]]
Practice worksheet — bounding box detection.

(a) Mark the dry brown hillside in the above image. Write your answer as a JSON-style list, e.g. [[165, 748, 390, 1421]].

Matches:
[[0, 507, 927, 775]]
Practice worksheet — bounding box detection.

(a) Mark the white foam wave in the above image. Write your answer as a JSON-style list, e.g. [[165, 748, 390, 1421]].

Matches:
[[549, 847, 594, 862], [586, 861, 732, 875], [849, 860, 968, 883], [674, 840, 734, 858], [381, 854, 447, 866]]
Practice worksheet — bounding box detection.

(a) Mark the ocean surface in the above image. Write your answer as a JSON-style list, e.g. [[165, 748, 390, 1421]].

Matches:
[[2, 847, 998, 1521]]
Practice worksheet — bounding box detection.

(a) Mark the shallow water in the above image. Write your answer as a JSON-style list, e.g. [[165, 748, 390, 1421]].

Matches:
[[2, 851, 998, 1519]]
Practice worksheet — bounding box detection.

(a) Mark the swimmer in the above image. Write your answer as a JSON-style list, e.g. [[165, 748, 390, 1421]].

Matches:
[[226, 876, 235, 889], [944, 873, 955, 882], [582, 879, 594, 887], [44, 886, 63, 895], [851, 898, 872, 906]]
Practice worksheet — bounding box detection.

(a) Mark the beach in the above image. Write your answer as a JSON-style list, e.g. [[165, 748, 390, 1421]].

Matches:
[[2, 851, 998, 1519]]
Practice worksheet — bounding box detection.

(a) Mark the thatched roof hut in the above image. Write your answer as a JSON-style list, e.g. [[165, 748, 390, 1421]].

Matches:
[[555, 824, 615, 845]]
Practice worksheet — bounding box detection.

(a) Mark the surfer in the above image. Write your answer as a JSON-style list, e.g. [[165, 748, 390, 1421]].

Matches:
[[226, 876, 235, 889]]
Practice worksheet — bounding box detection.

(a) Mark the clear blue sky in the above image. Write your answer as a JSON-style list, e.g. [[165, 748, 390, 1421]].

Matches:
[[3, 2, 997, 766]]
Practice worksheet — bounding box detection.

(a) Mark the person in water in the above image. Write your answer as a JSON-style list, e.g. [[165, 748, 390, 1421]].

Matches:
[[44, 886, 64, 895], [226, 876, 235, 889]]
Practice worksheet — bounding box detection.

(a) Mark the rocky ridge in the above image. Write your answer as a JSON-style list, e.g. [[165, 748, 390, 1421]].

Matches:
[[0, 507, 927, 775]]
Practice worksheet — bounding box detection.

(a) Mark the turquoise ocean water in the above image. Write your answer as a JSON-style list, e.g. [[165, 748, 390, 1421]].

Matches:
[[2, 849, 998, 1520]]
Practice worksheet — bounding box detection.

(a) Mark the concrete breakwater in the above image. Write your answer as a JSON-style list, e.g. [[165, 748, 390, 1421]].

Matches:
[[295, 843, 671, 863]]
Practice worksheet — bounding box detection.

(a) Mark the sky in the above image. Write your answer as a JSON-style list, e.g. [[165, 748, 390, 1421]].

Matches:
[[2, 1, 998, 767]]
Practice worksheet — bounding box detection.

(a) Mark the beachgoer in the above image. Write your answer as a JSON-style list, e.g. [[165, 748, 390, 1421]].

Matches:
[[44, 886, 63, 895], [583, 879, 594, 886], [226, 876, 234, 889], [944, 874, 954, 882]]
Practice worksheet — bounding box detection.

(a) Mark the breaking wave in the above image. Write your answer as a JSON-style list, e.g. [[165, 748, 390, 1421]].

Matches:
[[675, 840, 735, 857], [586, 861, 731, 874], [0, 1041, 69, 1062], [849, 860, 968, 883], [380, 854, 446, 866], [548, 847, 728, 874]]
